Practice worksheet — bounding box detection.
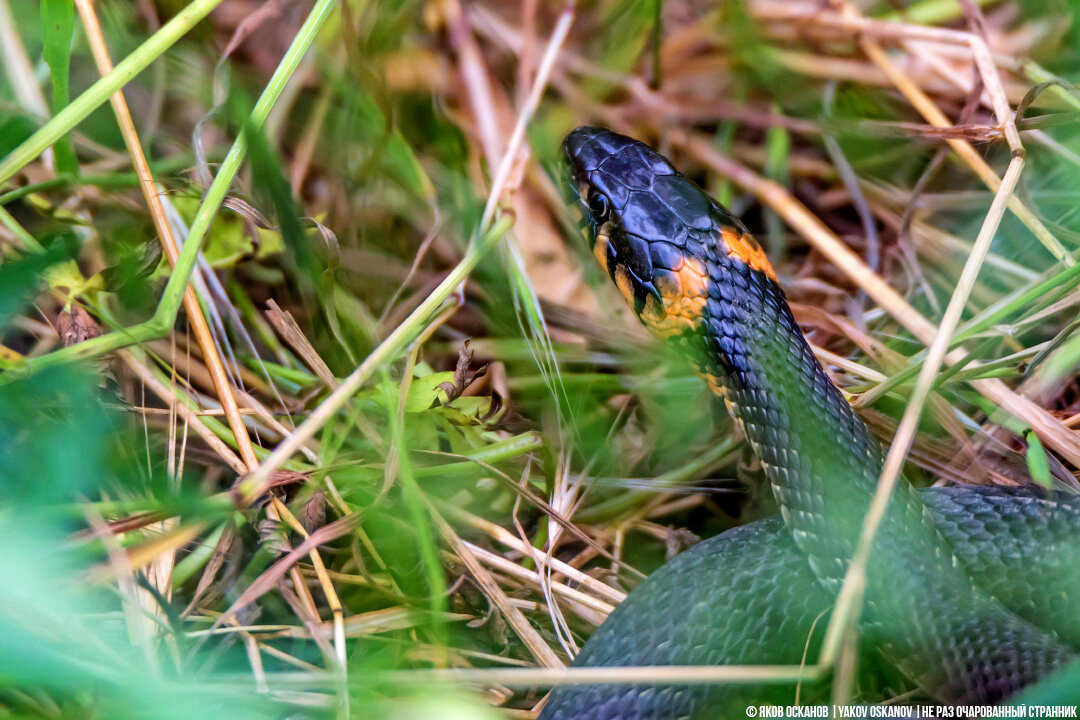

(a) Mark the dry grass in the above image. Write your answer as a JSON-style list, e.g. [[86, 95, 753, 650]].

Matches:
[[2, 0, 1080, 716]]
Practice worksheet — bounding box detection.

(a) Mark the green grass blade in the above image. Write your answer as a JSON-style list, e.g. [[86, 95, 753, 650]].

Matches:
[[0, 0, 226, 187], [40, 0, 77, 175], [0, 0, 339, 382]]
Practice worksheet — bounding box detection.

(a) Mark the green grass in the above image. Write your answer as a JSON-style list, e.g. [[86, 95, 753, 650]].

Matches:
[[2, 0, 1080, 716]]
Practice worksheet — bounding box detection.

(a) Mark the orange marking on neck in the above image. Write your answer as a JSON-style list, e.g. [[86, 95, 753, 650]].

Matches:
[[705, 372, 742, 431], [704, 372, 727, 398], [721, 227, 777, 282]]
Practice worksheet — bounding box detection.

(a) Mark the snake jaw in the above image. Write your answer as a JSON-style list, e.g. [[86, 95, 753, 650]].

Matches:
[[612, 262, 662, 317]]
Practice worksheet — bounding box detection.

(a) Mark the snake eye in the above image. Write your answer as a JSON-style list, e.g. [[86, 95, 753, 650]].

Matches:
[[587, 191, 610, 221]]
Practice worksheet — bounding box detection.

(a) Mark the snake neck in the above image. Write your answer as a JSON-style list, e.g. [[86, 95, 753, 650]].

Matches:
[[688, 255, 912, 582]]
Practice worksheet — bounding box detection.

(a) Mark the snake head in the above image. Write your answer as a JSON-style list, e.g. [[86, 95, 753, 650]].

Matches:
[[562, 126, 777, 341]]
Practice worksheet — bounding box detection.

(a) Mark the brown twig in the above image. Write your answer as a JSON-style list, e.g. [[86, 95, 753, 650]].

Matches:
[[74, 0, 261, 471]]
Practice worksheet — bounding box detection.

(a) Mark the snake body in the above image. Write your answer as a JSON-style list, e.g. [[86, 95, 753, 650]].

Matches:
[[542, 127, 1080, 719]]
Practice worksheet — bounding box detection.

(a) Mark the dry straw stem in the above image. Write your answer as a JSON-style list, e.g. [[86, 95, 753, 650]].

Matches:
[[859, 38, 1068, 264], [120, 351, 248, 475], [0, 0, 48, 116], [429, 501, 564, 670], [270, 496, 347, 668], [75, 0, 259, 469], [207, 513, 362, 636], [224, 614, 270, 693], [822, 125, 1029, 693], [258, 642, 321, 671], [81, 503, 161, 666], [218, 607, 475, 641], [442, 0, 506, 168], [150, 336, 271, 399], [259, 502, 339, 669], [438, 501, 627, 605], [118, 521, 209, 577], [446, 449, 639, 576], [459, 540, 615, 622], [125, 406, 256, 417], [381, 663, 819, 688]]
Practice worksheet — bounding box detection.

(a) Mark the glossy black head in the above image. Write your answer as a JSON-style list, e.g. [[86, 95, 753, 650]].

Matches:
[[562, 126, 776, 340]]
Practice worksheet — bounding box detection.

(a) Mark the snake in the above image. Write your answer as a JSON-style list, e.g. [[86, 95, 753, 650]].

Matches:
[[539, 126, 1080, 719]]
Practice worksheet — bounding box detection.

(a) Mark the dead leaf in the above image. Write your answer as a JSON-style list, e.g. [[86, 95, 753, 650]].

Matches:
[[57, 306, 100, 347], [299, 489, 326, 534]]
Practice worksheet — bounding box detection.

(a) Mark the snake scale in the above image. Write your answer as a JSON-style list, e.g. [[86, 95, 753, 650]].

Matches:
[[539, 127, 1080, 719]]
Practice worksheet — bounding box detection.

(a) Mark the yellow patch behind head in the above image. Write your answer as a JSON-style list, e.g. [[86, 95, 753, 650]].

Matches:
[[639, 257, 709, 338]]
